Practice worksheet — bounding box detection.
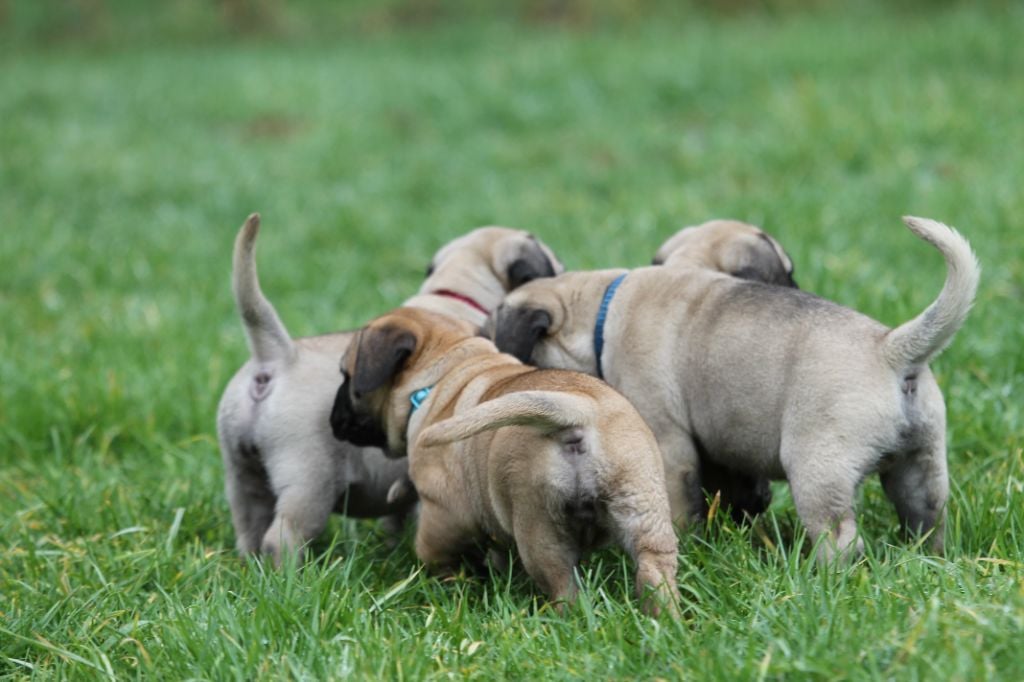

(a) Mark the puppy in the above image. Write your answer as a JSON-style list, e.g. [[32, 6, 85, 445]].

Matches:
[[652, 218, 797, 288], [329, 308, 679, 614], [492, 216, 979, 561], [216, 214, 562, 563], [655, 219, 798, 522]]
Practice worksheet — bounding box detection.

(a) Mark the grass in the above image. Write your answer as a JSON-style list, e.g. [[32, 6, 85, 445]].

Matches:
[[2, 2, 1023, 678]]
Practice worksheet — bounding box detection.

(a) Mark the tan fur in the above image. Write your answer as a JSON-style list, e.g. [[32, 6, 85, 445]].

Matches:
[[493, 216, 979, 562], [333, 308, 679, 615], [654, 219, 796, 287], [653, 219, 796, 518], [217, 215, 562, 564]]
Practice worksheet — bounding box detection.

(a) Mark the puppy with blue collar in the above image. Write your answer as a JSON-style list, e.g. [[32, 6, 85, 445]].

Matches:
[[329, 307, 679, 615], [653, 219, 798, 523], [491, 217, 978, 562]]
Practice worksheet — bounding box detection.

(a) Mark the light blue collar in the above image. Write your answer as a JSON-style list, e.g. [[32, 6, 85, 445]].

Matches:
[[409, 385, 434, 413], [593, 273, 626, 380]]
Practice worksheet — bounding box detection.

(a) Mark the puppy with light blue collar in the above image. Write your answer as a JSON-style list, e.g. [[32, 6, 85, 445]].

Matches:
[[330, 307, 680, 614]]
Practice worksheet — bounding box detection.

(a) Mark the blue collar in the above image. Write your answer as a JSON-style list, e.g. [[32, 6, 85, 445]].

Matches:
[[409, 385, 434, 413], [593, 273, 626, 380]]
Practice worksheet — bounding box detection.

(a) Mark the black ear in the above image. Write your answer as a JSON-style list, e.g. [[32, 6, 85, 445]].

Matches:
[[352, 326, 417, 397], [507, 236, 557, 289], [723, 233, 799, 289], [756, 233, 799, 289], [730, 265, 768, 282], [731, 264, 799, 289], [493, 306, 552, 363]]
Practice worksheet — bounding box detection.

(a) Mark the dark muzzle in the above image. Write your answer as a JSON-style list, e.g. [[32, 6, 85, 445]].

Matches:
[[329, 381, 388, 448]]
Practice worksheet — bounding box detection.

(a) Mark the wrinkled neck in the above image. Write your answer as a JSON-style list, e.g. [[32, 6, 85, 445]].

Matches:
[[394, 337, 504, 445]]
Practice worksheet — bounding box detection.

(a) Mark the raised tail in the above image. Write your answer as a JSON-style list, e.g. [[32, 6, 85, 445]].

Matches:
[[882, 216, 980, 368], [416, 390, 593, 447], [232, 213, 296, 364]]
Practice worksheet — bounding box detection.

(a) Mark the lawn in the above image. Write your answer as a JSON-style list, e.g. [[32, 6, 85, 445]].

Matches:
[[2, 2, 1023, 678]]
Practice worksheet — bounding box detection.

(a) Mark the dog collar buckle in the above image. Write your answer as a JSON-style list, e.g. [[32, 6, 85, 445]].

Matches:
[[410, 386, 434, 413], [593, 273, 627, 381]]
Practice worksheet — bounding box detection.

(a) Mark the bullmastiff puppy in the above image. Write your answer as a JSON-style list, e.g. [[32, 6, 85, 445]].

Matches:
[[653, 218, 797, 287], [655, 219, 798, 522], [492, 216, 979, 561], [217, 214, 562, 564], [329, 307, 679, 614]]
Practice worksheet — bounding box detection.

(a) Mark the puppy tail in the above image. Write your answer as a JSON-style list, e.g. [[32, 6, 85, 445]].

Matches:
[[882, 216, 980, 368], [416, 391, 592, 447], [232, 213, 297, 364]]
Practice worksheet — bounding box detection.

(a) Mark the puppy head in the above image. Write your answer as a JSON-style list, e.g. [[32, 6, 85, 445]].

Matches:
[[330, 308, 480, 456], [653, 220, 797, 288], [421, 227, 565, 307], [490, 270, 622, 373]]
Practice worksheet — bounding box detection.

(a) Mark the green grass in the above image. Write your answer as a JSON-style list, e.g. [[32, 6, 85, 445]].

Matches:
[[3, 3, 1024, 678]]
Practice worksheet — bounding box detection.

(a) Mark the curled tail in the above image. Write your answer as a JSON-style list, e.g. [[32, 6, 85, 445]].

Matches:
[[232, 214, 296, 364], [882, 216, 980, 368], [417, 391, 593, 447]]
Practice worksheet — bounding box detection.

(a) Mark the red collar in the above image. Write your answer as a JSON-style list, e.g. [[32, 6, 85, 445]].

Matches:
[[431, 289, 490, 317]]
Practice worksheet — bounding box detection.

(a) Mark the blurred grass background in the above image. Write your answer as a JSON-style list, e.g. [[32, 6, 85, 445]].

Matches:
[[0, 0, 1005, 47], [2, 0, 1023, 678]]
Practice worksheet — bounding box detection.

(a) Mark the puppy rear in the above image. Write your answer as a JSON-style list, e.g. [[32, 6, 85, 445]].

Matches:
[[418, 383, 679, 616], [420, 394, 607, 544]]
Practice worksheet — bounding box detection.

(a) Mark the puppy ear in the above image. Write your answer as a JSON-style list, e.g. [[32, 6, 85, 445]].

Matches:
[[507, 235, 558, 289], [493, 305, 551, 363], [732, 263, 798, 288], [726, 233, 799, 289], [352, 325, 417, 397], [764, 234, 798, 288]]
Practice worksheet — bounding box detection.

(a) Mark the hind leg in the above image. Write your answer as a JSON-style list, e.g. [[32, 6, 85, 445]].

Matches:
[[512, 511, 579, 608], [260, 448, 337, 566], [414, 500, 476, 574], [602, 441, 680, 616], [880, 443, 948, 553], [784, 443, 868, 563], [655, 430, 704, 529], [607, 497, 679, 616], [222, 443, 277, 556]]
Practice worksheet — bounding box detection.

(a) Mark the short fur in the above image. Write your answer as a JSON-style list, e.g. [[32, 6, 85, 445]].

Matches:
[[653, 218, 797, 288], [217, 214, 562, 564], [492, 216, 979, 561], [653, 219, 798, 522], [330, 308, 679, 614]]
